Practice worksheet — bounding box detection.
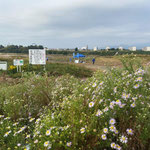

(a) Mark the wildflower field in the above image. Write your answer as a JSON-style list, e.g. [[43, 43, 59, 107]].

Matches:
[[0, 59, 150, 150]]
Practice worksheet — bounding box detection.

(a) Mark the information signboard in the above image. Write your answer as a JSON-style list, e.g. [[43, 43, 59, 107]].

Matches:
[[13, 59, 24, 66], [0, 61, 7, 70], [29, 49, 46, 65]]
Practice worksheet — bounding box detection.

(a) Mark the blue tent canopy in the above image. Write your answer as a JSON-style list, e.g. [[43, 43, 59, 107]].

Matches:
[[73, 53, 85, 58]]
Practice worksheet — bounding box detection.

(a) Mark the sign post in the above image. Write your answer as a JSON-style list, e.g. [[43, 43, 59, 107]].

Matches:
[[13, 59, 24, 72]]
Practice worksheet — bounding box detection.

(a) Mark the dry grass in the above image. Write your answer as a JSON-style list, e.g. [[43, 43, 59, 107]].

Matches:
[[0, 53, 150, 71]]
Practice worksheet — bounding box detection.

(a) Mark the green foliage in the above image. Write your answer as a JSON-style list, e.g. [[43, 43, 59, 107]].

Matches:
[[75, 47, 78, 51], [119, 55, 143, 73], [7, 63, 93, 78], [46, 63, 92, 78], [0, 44, 150, 56], [47, 50, 150, 56], [0, 45, 44, 53], [0, 62, 150, 150]]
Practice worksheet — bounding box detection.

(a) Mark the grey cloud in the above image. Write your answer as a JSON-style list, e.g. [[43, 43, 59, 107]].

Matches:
[[0, 0, 150, 48]]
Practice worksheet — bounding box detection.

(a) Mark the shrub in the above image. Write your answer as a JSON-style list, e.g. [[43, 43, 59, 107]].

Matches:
[[30, 67, 149, 150], [46, 63, 93, 78], [0, 62, 149, 150], [7, 63, 93, 78]]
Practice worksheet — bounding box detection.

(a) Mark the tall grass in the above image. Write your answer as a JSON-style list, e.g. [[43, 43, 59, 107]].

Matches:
[[6, 63, 93, 78], [0, 60, 149, 149]]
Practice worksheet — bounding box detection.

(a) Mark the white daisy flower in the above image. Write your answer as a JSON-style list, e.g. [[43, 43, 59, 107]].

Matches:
[[34, 139, 38, 143], [132, 97, 137, 101], [4, 131, 11, 137], [131, 103, 136, 108], [101, 134, 107, 140], [46, 129, 51, 136], [136, 77, 142, 82], [119, 103, 126, 108], [122, 93, 130, 99], [99, 99, 103, 104], [120, 135, 128, 143], [99, 81, 104, 85], [103, 107, 109, 112], [21, 126, 27, 131], [80, 127, 85, 133], [116, 100, 121, 105], [96, 109, 103, 116], [109, 125, 116, 132], [17, 143, 21, 147], [137, 69, 144, 75], [44, 141, 49, 147], [111, 142, 116, 149], [114, 87, 117, 93], [115, 130, 119, 134], [109, 118, 116, 125], [25, 144, 30, 150], [13, 122, 19, 126], [126, 128, 133, 135], [110, 101, 116, 105], [122, 93, 126, 99], [89, 102, 95, 108], [26, 134, 30, 139], [126, 94, 130, 99], [116, 144, 122, 150], [110, 101, 115, 108], [103, 128, 108, 134], [35, 118, 41, 124], [92, 83, 97, 87], [0, 115, 4, 118], [29, 118, 35, 122], [134, 84, 140, 89], [67, 142, 72, 147]]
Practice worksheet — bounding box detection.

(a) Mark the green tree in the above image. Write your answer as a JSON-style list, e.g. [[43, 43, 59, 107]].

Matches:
[[75, 47, 78, 51]]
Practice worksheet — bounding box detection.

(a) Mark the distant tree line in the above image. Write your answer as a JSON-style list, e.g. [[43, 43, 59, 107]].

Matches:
[[0, 45, 150, 56], [47, 50, 150, 56], [0, 45, 44, 53]]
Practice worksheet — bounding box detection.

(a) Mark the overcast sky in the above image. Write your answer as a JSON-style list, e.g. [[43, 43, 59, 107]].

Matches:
[[0, 0, 150, 49]]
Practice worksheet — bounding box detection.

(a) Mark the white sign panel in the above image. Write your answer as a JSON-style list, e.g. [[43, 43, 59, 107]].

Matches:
[[75, 60, 79, 63], [0, 61, 7, 70], [13, 59, 24, 66], [29, 49, 46, 65]]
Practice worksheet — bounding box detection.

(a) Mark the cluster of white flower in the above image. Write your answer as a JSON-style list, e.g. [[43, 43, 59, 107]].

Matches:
[[111, 142, 122, 150]]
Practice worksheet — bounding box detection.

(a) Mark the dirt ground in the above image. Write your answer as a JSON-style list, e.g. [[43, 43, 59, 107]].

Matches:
[[46, 54, 150, 71], [0, 53, 150, 72]]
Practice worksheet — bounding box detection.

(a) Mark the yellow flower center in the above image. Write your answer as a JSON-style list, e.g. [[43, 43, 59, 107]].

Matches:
[[122, 137, 125, 140]]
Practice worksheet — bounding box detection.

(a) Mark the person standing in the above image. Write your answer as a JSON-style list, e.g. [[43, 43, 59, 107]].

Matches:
[[69, 58, 72, 62], [92, 58, 95, 64]]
